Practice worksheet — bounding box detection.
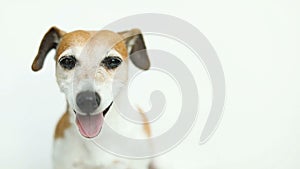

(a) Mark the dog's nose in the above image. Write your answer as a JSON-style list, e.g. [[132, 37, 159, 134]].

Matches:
[[76, 91, 101, 113]]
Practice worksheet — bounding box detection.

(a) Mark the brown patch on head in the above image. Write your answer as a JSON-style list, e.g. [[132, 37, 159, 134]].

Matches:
[[137, 107, 151, 137], [54, 111, 71, 139], [56, 30, 92, 60], [89, 30, 129, 59], [55, 30, 128, 60], [113, 40, 128, 59]]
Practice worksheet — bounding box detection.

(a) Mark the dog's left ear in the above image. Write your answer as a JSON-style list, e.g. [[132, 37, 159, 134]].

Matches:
[[119, 29, 150, 70], [32, 27, 65, 71]]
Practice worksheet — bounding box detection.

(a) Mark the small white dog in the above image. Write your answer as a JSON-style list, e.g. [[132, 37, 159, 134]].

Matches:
[[32, 27, 156, 169]]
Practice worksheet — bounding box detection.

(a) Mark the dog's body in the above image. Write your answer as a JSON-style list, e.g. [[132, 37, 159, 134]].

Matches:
[[32, 27, 154, 169]]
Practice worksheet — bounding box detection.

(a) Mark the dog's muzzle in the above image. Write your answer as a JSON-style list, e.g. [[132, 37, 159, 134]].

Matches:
[[74, 91, 113, 138], [76, 91, 101, 113]]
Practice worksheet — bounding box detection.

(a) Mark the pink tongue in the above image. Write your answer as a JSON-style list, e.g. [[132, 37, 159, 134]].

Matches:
[[76, 113, 104, 138]]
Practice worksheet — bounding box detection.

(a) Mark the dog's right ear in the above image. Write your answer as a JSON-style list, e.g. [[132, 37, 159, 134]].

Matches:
[[31, 27, 65, 71]]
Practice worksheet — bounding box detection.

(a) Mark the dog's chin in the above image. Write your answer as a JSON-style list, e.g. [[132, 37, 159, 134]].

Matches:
[[73, 102, 113, 138]]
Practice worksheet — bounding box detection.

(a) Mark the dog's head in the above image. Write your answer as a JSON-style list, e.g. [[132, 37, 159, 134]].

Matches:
[[32, 27, 150, 138]]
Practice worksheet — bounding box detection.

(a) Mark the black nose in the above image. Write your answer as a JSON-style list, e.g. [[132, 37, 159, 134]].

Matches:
[[76, 91, 101, 113]]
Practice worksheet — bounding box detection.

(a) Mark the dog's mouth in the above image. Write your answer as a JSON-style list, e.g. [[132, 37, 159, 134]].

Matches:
[[74, 102, 113, 138]]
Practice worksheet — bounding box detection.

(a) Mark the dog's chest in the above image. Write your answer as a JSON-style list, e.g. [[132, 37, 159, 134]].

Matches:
[[53, 109, 151, 169]]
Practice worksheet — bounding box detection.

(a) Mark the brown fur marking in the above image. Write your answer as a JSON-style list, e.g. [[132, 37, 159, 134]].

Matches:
[[54, 111, 71, 139], [55, 30, 128, 61], [56, 30, 91, 59], [113, 40, 128, 59], [137, 107, 151, 137]]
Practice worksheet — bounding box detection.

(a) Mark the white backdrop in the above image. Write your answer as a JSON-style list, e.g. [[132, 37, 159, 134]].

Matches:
[[0, 0, 300, 169]]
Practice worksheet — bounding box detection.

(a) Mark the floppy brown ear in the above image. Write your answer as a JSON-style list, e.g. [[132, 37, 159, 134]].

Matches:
[[119, 29, 150, 70], [31, 27, 65, 71]]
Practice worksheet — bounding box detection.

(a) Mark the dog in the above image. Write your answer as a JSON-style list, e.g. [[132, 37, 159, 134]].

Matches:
[[32, 27, 156, 169]]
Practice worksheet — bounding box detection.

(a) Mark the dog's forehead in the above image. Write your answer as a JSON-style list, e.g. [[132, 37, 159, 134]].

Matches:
[[56, 30, 127, 60]]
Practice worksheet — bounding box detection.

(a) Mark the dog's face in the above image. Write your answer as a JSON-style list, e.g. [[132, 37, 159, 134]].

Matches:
[[32, 27, 150, 138]]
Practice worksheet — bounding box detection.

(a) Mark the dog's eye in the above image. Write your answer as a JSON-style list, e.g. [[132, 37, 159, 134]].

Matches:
[[101, 56, 122, 69], [59, 56, 77, 70]]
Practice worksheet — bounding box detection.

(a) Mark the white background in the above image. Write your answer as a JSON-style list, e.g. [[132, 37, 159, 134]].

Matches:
[[0, 0, 300, 169]]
